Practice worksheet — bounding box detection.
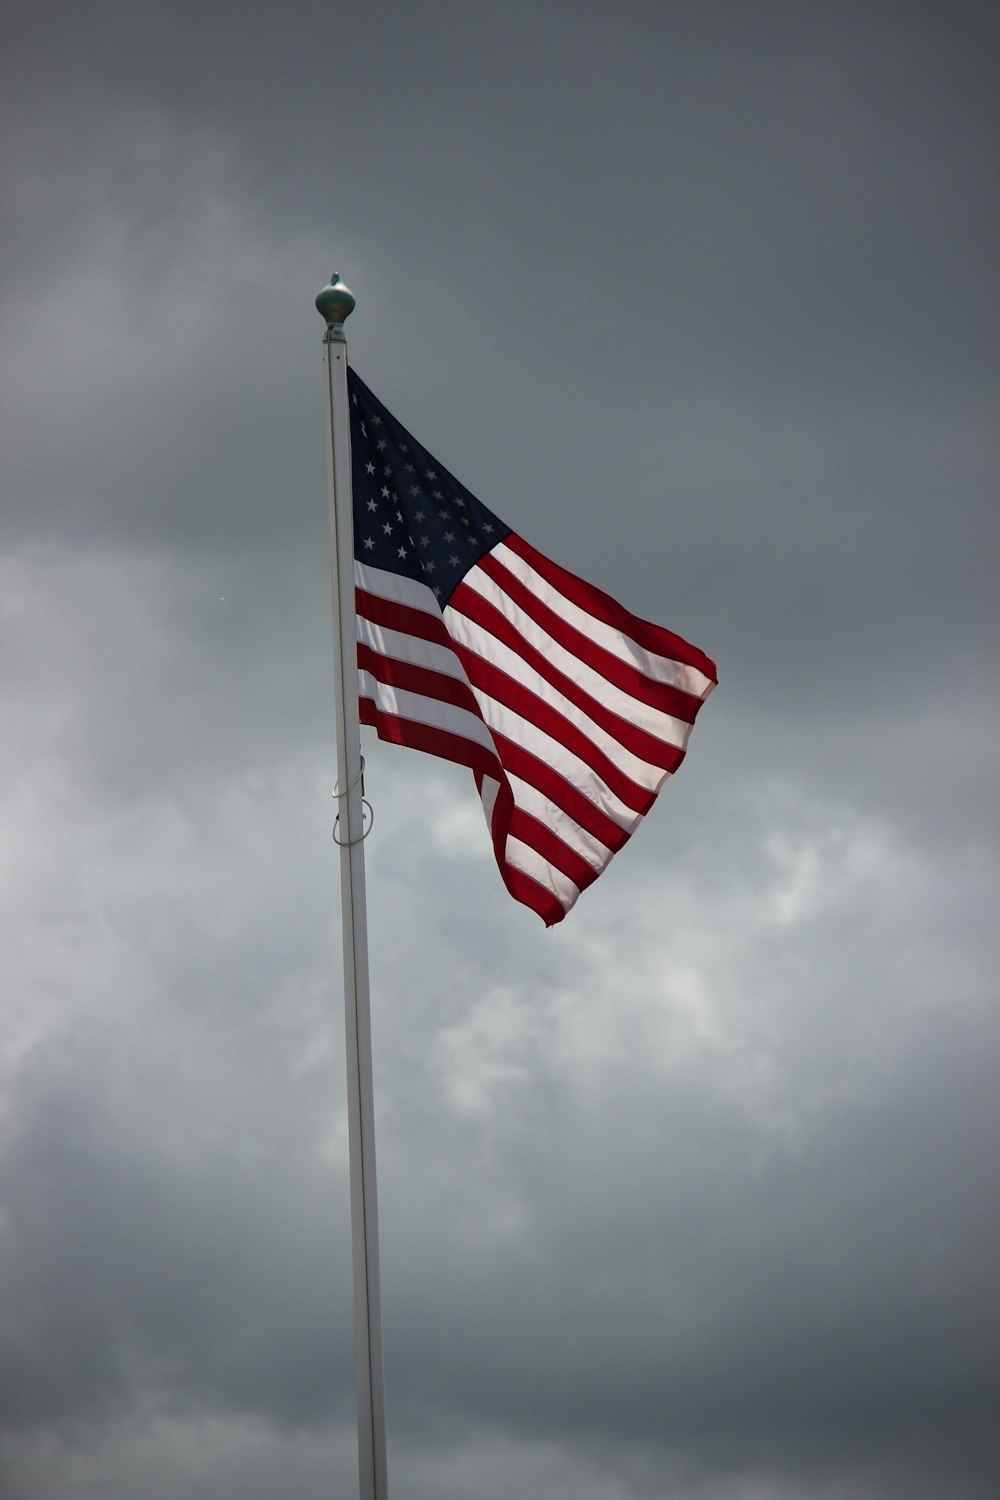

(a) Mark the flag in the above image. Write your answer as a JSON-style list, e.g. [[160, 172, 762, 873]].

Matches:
[[348, 368, 717, 927]]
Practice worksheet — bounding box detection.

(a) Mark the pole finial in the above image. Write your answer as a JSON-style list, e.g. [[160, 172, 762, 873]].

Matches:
[[316, 273, 356, 328]]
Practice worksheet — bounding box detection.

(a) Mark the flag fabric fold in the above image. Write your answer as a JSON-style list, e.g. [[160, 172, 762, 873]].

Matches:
[[347, 367, 717, 927]]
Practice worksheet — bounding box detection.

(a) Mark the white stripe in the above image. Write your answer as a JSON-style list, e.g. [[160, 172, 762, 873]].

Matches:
[[358, 670, 498, 757], [450, 575, 693, 753], [355, 559, 441, 616], [503, 836, 581, 915], [506, 773, 614, 872], [470, 692, 639, 831], [445, 608, 680, 790], [356, 614, 468, 682], [480, 773, 501, 832], [491, 541, 715, 700]]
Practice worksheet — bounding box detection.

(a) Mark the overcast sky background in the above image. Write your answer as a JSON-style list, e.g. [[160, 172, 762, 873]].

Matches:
[[2, 3, 998, 1498]]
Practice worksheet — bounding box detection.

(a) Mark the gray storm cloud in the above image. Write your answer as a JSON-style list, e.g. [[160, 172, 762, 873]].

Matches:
[[1, 2, 997, 1497]]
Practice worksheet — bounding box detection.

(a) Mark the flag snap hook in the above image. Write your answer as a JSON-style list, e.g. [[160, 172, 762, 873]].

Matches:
[[332, 755, 365, 800], [333, 799, 374, 846], [332, 760, 373, 845]]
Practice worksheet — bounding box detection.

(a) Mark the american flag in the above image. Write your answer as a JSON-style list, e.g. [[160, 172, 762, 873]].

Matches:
[[348, 368, 717, 927]]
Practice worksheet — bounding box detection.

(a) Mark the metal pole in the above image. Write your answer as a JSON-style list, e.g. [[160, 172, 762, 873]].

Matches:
[[316, 273, 388, 1500]]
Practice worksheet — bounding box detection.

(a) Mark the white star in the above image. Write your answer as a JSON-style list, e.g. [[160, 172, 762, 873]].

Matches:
[[483, 522, 494, 533], [365, 461, 375, 475], [371, 415, 382, 427], [363, 536, 375, 551], [454, 496, 466, 508], [381, 486, 391, 498], [424, 559, 435, 573], [443, 530, 456, 542], [366, 499, 377, 512], [448, 555, 460, 567], [397, 545, 408, 559], [382, 521, 393, 535], [426, 469, 437, 480], [419, 535, 430, 547], [376, 439, 387, 451], [410, 485, 421, 497], [414, 509, 426, 522]]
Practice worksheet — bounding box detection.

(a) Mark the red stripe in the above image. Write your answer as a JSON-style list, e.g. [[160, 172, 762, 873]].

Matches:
[[449, 580, 694, 762], [498, 860, 567, 927], [356, 587, 453, 650], [476, 551, 711, 721], [476, 772, 571, 932], [359, 698, 504, 788], [457, 646, 657, 817], [360, 679, 638, 875], [357, 641, 482, 718], [359, 689, 569, 926], [507, 807, 601, 894], [481, 766, 515, 876], [504, 532, 718, 684], [491, 733, 632, 854]]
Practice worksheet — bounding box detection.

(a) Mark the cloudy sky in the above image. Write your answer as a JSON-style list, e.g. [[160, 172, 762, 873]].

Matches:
[[2, 2, 998, 1497]]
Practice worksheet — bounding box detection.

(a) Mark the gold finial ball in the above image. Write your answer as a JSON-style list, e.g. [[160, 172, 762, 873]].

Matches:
[[315, 273, 356, 326]]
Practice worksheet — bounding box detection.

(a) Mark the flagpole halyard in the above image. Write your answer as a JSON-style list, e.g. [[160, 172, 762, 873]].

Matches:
[[317, 274, 388, 1500]]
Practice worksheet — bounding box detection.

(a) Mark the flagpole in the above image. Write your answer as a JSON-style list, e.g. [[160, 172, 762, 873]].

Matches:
[[316, 273, 388, 1500]]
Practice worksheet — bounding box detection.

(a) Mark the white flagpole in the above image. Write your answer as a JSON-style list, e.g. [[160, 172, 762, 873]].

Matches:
[[316, 274, 388, 1500]]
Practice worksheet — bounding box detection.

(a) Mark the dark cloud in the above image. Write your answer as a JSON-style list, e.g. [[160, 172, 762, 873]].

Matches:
[[1, 1, 997, 1497]]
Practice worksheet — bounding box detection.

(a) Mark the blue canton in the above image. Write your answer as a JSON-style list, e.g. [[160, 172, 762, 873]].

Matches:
[[348, 368, 510, 607]]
